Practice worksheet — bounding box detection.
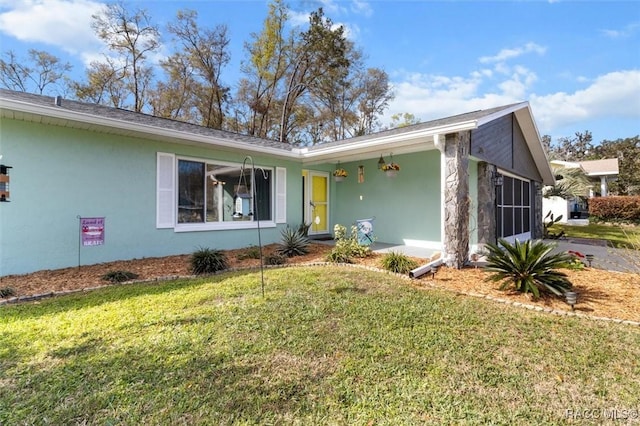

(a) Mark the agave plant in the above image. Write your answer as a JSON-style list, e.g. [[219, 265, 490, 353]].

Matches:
[[277, 226, 310, 257], [484, 239, 573, 298]]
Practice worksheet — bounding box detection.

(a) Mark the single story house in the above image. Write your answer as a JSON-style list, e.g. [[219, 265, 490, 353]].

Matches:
[[0, 88, 554, 276], [543, 158, 619, 223]]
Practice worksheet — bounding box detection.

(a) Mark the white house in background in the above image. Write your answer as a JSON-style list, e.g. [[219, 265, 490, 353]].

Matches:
[[543, 158, 619, 223], [579, 159, 619, 197]]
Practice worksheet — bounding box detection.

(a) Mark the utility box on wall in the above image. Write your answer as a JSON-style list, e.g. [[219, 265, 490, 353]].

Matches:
[[0, 164, 11, 202]]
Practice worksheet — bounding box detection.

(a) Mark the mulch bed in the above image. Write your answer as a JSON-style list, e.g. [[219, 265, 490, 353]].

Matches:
[[1, 243, 639, 324]]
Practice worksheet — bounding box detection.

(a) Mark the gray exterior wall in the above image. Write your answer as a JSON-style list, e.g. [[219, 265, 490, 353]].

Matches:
[[476, 162, 497, 245], [470, 113, 542, 182]]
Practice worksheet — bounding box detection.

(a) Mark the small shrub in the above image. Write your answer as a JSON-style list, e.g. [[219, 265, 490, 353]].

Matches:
[[101, 270, 140, 283], [265, 252, 286, 265], [543, 211, 564, 239], [191, 247, 228, 275], [327, 224, 371, 263], [565, 251, 586, 270], [381, 251, 419, 274], [0, 287, 16, 298], [484, 239, 573, 299], [237, 245, 261, 260], [277, 226, 310, 257], [326, 249, 354, 264]]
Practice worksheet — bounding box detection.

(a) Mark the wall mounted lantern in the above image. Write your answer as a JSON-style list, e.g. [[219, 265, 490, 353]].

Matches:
[[493, 172, 504, 187], [0, 164, 12, 202]]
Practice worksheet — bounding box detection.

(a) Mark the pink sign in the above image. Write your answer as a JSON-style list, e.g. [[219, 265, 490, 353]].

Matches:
[[81, 217, 105, 246]]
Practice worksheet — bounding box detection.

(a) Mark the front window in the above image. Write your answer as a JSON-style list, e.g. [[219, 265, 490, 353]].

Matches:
[[178, 159, 273, 225]]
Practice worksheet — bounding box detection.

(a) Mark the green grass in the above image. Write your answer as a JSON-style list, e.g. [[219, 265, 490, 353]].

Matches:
[[1, 267, 639, 425], [554, 223, 640, 248]]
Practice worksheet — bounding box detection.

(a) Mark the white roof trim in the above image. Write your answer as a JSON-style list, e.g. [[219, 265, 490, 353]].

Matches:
[[300, 120, 478, 161], [476, 101, 529, 127], [0, 97, 300, 159], [1, 95, 555, 185]]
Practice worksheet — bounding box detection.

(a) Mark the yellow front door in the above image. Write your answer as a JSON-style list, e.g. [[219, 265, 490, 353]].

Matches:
[[308, 171, 329, 235]]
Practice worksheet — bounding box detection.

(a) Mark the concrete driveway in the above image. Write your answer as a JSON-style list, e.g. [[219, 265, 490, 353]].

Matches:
[[548, 238, 639, 273]]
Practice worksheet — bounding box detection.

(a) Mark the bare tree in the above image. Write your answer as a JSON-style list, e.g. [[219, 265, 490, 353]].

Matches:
[[0, 49, 72, 95], [236, 0, 290, 138], [76, 2, 159, 111], [163, 9, 230, 129]]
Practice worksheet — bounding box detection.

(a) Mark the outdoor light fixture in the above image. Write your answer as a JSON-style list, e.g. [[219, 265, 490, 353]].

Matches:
[[377, 155, 386, 170], [585, 254, 594, 267], [0, 164, 12, 202], [565, 291, 578, 310], [430, 264, 440, 279], [493, 172, 504, 187]]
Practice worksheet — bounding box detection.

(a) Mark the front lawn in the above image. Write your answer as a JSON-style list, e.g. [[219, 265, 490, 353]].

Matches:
[[554, 222, 640, 248], [1, 267, 639, 424]]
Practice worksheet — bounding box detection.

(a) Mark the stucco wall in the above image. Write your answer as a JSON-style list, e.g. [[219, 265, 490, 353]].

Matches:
[[331, 150, 441, 248], [0, 119, 302, 275]]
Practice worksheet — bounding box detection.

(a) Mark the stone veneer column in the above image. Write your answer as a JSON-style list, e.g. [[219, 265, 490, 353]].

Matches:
[[443, 131, 470, 269], [476, 162, 497, 246], [533, 181, 543, 239]]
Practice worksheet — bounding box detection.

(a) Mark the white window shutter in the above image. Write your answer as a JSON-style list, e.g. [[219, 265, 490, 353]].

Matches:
[[275, 167, 287, 223], [156, 152, 175, 228]]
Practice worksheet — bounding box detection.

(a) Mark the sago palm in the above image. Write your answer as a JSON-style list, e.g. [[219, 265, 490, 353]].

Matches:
[[484, 239, 573, 299]]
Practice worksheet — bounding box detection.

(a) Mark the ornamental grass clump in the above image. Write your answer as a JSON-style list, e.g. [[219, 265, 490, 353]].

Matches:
[[484, 239, 573, 299], [190, 247, 228, 275], [381, 251, 418, 274], [101, 270, 139, 283], [0, 286, 15, 298]]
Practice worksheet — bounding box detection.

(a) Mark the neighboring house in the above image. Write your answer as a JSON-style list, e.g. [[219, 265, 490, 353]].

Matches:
[[543, 158, 619, 223], [0, 89, 554, 275], [580, 158, 619, 197]]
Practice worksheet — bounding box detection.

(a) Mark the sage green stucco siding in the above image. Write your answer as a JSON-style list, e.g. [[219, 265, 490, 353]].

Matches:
[[0, 119, 302, 275], [331, 150, 441, 247]]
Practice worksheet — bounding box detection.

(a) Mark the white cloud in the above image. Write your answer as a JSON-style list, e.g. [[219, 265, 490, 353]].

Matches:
[[386, 60, 640, 140], [351, 0, 373, 17], [385, 71, 517, 121], [531, 70, 640, 133], [0, 0, 105, 59], [479, 42, 546, 64], [601, 21, 640, 39], [288, 9, 310, 27]]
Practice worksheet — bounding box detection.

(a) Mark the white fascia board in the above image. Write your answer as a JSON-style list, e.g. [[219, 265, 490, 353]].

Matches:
[[476, 102, 529, 127], [300, 120, 478, 160], [586, 171, 619, 177], [1, 98, 300, 159], [513, 105, 556, 186]]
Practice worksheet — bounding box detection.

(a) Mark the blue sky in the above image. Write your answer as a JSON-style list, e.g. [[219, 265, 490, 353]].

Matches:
[[0, 0, 638, 144]]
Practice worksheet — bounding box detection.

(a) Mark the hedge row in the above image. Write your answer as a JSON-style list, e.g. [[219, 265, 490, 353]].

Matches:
[[589, 196, 640, 222]]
